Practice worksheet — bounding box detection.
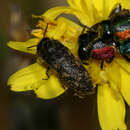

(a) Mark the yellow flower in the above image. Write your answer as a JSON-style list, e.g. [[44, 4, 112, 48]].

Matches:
[[8, 16, 82, 98], [7, 0, 130, 130]]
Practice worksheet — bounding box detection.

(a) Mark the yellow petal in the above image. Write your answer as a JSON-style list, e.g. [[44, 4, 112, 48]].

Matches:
[[31, 29, 43, 38], [34, 16, 81, 56], [67, 0, 93, 26], [47, 17, 81, 56], [115, 58, 130, 73], [95, 0, 122, 20], [121, 0, 130, 9], [120, 67, 130, 106], [52, 17, 82, 40], [104, 61, 121, 92], [35, 75, 66, 99], [8, 63, 47, 91], [97, 84, 126, 130], [8, 63, 66, 99], [67, 0, 130, 26], [8, 38, 40, 54], [47, 18, 67, 40], [32, 16, 82, 54], [85, 60, 102, 85], [67, 0, 84, 11], [91, 0, 130, 24], [41, 5, 89, 28], [41, 6, 75, 21]]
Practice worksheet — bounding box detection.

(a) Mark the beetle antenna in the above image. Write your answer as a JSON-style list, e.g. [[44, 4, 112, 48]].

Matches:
[[109, 3, 122, 18], [81, 25, 90, 34], [84, 25, 90, 30], [27, 23, 49, 50], [81, 26, 86, 34], [43, 23, 49, 38], [114, 3, 121, 13], [81, 25, 97, 34]]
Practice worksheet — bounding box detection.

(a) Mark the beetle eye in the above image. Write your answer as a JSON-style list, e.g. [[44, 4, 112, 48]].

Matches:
[[112, 42, 116, 46], [107, 31, 111, 35], [83, 47, 86, 51]]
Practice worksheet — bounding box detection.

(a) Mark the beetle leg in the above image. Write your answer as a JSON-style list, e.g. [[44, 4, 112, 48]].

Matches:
[[100, 61, 104, 70], [106, 56, 115, 63], [83, 61, 89, 65], [81, 60, 89, 65], [42, 66, 50, 80], [96, 84, 98, 87], [62, 84, 66, 89], [80, 24, 90, 34]]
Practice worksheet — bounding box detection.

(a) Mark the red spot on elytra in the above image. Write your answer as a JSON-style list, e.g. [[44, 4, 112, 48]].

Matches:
[[116, 30, 130, 39], [91, 46, 115, 60]]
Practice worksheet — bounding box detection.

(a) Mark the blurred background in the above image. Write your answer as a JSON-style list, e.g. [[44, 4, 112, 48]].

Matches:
[[1, 0, 129, 130]]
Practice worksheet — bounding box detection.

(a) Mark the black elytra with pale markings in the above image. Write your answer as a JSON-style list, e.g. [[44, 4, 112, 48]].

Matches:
[[37, 37, 95, 98]]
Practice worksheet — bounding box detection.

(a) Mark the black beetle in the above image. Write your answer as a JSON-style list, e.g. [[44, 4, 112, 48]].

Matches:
[[36, 24, 95, 98]]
